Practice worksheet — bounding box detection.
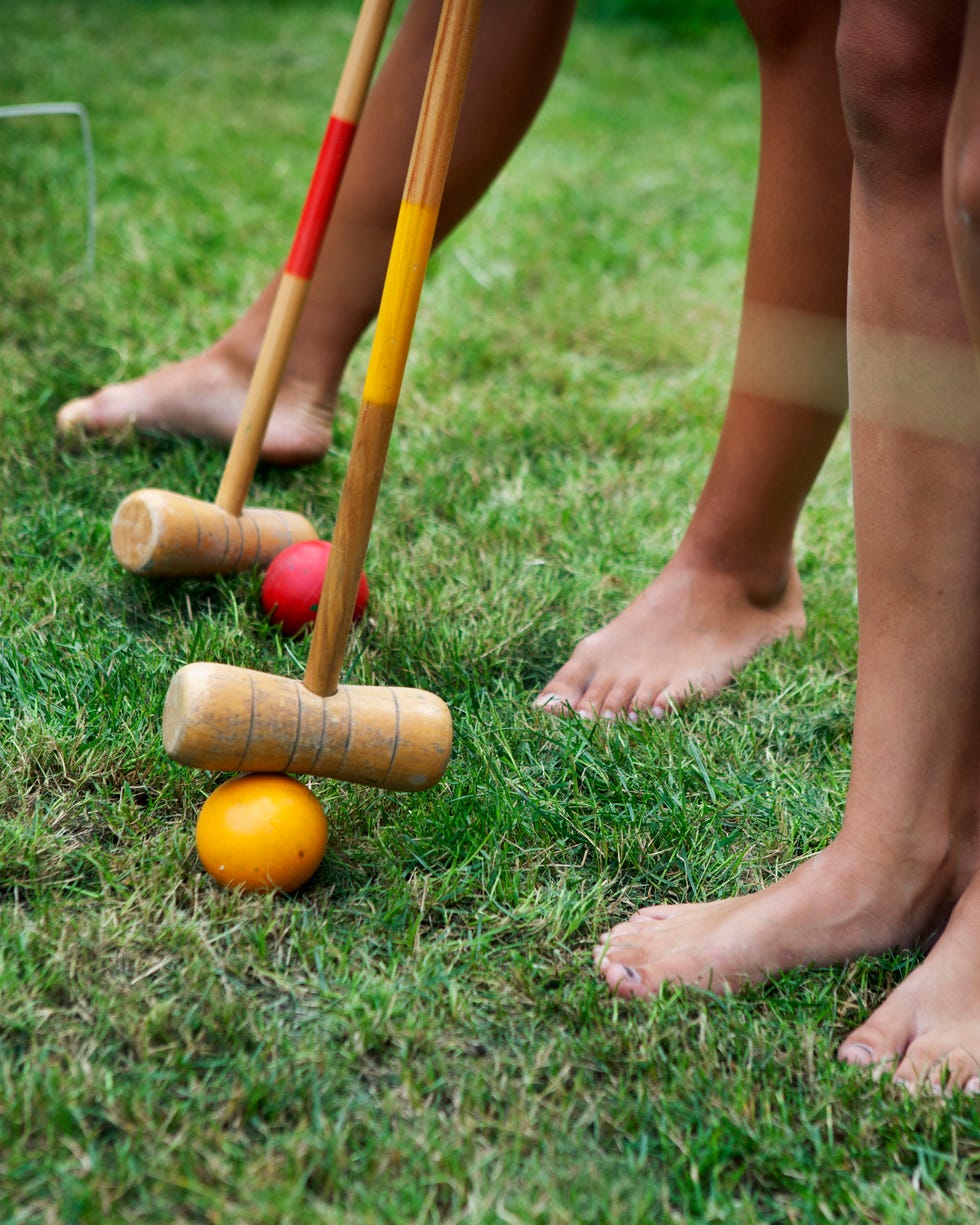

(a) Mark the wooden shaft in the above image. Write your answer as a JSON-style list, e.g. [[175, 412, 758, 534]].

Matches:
[[111, 488, 317, 576], [213, 0, 395, 518], [163, 662, 453, 791], [214, 273, 310, 516], [333, 0, 396, 121], [304, 0, 483, 698]]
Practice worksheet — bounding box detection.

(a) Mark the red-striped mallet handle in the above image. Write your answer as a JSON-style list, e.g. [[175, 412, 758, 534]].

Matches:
[[215, 0, 395, 518], [304, 0, 483, 699]]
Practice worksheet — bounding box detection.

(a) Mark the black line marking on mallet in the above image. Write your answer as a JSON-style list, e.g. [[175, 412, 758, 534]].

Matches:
[[283, 681, 304, 773], [381, 689, 401, 787], [235, 671, 258, 773]]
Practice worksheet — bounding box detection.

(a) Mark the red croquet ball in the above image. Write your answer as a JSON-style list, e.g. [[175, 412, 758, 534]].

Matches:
[[260, 539, 369, 636]]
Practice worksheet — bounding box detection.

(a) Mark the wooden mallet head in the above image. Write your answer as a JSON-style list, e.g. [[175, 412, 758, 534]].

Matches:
[[111, 489, 317, 577], [163, 664, 452, 791]]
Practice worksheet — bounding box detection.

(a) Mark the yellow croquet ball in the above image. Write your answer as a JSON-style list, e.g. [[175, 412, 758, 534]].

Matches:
[[196, 773, 328, 893]]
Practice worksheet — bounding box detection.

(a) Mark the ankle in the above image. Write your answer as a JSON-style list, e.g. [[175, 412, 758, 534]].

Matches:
[[670, 530, 799, 610], [836, 801, 980, 903], [207, 336, 340, 414]]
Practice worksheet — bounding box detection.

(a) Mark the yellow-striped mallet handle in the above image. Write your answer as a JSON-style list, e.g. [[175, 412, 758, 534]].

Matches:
[[162, 0, 479, 787], [305, 0, 484, 698]]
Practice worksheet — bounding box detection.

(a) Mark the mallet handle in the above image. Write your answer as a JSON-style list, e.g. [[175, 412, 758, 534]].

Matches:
[[304, 0, 483, 698], [214, 0, 395, 518]]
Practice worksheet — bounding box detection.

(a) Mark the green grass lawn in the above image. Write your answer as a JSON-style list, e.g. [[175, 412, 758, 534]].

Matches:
[[2, 1, 978, 1221]]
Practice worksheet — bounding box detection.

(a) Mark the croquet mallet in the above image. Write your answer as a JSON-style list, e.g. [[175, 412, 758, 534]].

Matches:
[[162, 0, 483, 791], [111, 0, 396, 578]]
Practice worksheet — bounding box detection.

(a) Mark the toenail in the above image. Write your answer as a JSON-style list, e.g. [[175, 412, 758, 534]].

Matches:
[[966, 1077, 980, 1095], [651, 705, 666, 720], [576, 708, 595, 721], [840, 1043, 875, 1067], [601, 710, 616, 721]]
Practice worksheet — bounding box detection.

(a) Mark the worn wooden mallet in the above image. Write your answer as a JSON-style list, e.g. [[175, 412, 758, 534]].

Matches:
[[111, 0, 396, 578], [162, 0, 483, 790]]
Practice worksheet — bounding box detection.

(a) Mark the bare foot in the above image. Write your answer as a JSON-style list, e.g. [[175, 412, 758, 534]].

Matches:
[[593, 832, 967, 998], [838, 873, 980, 1095], [56, 347, 335, 467], [534, 556, 806, 721]]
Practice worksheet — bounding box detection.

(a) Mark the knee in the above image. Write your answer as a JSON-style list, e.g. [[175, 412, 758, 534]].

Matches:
[[837, 4, 962, 193], [736, 0, 836, 59]]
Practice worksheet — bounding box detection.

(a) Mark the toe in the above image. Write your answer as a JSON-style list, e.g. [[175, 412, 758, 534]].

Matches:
[[603, 960, 645, 996], [534, 646, 597, 716], [56, 396, 94, 430], [593, 677, 640, 721], [632, 903, 681, 922], [533, 690, 576, 717], [57, 386, 135, 435], [569, 673, 614, 719], [650, 687, 680, 720], [629, 677, 669, 719], [836, 1041, 878, 1069], [600, 913, 665, 942], [895, 1037, 980, 1096], [650, 680, 703, 720], [838, 1017, 912, 1073], [595, 937, 654, 968]]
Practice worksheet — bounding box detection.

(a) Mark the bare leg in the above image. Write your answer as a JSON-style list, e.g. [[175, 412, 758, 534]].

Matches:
[[836, 0, 980, 1093], [536, 0, 851, 720], [56, 0, 574, 464], [597, 2, 980, 1094]]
